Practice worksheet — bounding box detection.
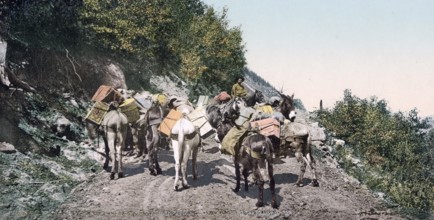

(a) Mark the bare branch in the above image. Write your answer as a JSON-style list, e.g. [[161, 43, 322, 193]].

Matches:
[[65, 49, 82, 82]]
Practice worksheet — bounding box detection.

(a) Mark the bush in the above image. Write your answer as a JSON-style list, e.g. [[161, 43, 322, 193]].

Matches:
[[315, 89, 434, 214]]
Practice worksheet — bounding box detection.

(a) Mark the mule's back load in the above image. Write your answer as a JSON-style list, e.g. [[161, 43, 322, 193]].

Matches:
[[152, 93, 168, 107], [85, 101, 110, 125], [159, 109, 183, 136], [120, 98, 140, 123], [188, 108, 214, 138], [91, 85, 124, 103], [251, 118, 280, 138]]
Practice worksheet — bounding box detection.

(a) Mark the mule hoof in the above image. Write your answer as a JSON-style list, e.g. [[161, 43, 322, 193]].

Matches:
[[149, 169, 157, 176], [271, 201, 279, 209], [256, 201, 264, 208], [183, 184, 190, 189], [296, 182, 303, 187], [312, 179, 319, 187], [110, 172, 115, 180], [156, 168, 162, 175], [174, 185, 179, 191], [233, 187, 240, 193], [118, 172, 124, 178]]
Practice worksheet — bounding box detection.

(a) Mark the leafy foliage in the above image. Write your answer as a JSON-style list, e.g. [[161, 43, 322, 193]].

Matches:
[[2, 0, 246, 97], [79, 0, 245, 95], [316, 89, 434, 214], [1, 0, 82, 46]]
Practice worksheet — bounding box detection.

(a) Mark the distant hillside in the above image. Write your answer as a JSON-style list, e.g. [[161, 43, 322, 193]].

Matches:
[[243, 68, 306, 111], [243, 68, 280, 98]]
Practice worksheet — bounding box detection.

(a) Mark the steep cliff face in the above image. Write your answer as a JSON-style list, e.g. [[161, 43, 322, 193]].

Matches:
[[1, 43, 130, 150]]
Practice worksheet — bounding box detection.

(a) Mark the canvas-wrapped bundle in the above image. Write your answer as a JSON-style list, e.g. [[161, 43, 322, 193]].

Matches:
[[159, 109, 183, 136], [250, 118, 280, 138], [120, 98, 140, 123], [214, 91, 231, 103]]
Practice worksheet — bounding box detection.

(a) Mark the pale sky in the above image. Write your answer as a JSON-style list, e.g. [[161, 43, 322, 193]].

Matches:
[[202, 0, 434, 117]]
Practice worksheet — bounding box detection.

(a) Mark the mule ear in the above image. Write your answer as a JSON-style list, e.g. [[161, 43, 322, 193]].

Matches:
[[291, 93, 294, 99]]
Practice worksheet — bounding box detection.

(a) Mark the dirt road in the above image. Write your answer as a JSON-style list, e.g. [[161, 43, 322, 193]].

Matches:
[[53, 137, 403, 220]]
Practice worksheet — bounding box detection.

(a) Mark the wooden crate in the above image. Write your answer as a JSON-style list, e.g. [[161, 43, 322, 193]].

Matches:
[[85, 101, 109, 125], [250, 118, 280, 138], [188, 108, 214, 138], [120, 98, 140, 123], [159, 109, 182, 136], [91, 85, 123, 103], [134, 96, 153, 110], [196, 95, 210, 108]]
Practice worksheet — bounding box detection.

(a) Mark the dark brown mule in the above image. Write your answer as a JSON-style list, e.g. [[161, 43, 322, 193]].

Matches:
[[216, 98, 279, 208], [143, 102, 169, 176], [240, 133, 278, 208]]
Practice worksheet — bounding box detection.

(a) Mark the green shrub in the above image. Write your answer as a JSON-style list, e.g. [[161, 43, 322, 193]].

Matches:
[[315, 89, 433, 214]]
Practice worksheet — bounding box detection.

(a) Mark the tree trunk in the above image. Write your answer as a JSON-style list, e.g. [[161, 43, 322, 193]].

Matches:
[[0, 37, 11, 87]]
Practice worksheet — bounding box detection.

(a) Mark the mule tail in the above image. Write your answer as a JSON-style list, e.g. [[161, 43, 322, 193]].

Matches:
[[177, 126, 185, 152]]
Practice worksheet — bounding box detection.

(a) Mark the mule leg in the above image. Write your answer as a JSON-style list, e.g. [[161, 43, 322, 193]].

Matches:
[[294, 142, 307, 187], [146, 128, 158, 176], [103, 136, 110, 170], [233, 156, 241, 192], [252, 161, 265, 208], [147, 143, 155, 175], [307, 153, 319, 187], [296, 152, 307, 187], [154, 142, 161, 175], [106, 131, 117, 179], [191, 141, 199, 180], [117, 134, 125, 178], [130, 126, 139, 156], [172, 139, 182, 191], [267, 159, 278, 208], [181, 144, 192, 189], [242, 167, 249, 191]]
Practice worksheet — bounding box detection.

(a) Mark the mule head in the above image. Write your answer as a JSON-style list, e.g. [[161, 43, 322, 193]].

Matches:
[[279, 93, 296, 122], [254, 90, 265, 104], [223, 98, 245, 122], [108, 100, 121, 110]]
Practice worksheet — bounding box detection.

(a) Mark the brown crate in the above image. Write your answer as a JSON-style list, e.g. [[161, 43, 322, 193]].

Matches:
[[85, 101, 110, 125], [91, 85, 123, 103], [159, 109, 182, 136], [250, 118, 280, 137], [120, 98, 140, 123]]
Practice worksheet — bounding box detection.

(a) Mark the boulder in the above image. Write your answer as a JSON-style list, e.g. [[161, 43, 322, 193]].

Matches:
[[0, 142, 16, 153], [309, 122, 327, 141]]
